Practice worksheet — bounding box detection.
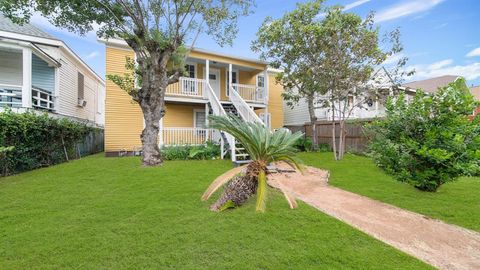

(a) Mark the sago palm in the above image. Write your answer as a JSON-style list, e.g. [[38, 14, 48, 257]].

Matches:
[[201, 114, 303, 212]]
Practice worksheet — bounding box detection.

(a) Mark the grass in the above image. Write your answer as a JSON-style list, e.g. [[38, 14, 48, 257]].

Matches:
[[299, 152, 480, 232], [0, 154, 432, 269]]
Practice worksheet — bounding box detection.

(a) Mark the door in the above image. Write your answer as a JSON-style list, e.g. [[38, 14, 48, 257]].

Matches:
[[207, 68, 220, 98]]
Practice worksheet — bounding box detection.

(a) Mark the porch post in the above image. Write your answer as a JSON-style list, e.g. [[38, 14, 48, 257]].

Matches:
[[22, 48, 32, 108], [159, 117, 164, 146], [205, 59, 209, 98], [205, 103, 209, 142], [228, 63, 232, 96], [264, 68, 269, 128]]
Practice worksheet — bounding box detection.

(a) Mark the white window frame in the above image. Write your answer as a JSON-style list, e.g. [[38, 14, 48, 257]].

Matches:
[[193, 109, 206, 129], [185, 61, 197, 79], [256, 74, 265, 88], [225, 68, 239, 97]]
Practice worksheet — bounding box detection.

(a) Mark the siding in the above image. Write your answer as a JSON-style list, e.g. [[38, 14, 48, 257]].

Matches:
[[32, 54, 55, 92], [163, 103, 205, 128], [105, 47, 142, 152], [267, 74, 284, 129], [56, 48, 104, 125], [283, 96, 311, 126], [0, 49, 22, 86]]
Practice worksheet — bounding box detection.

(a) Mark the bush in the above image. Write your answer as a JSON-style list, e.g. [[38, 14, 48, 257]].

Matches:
[[294, 137, 312, 151], [161, 141, 220, 160], [366, 78, 480, 191], [0, 110, 95, 176]]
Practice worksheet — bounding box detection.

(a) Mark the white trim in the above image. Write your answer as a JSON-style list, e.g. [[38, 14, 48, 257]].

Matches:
[[21, 47, 32, 108], [0, 31, 104, 85], [185, 61, 197, 79], [225, 68, 239, 97], [204, 67, 220, 98]]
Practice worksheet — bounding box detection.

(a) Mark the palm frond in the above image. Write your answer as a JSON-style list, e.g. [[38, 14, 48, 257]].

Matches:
[[201, 165, 246, 201], [256, 170, 267, 212]]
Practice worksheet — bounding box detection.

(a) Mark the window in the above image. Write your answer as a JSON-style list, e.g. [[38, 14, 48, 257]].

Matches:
[[257, 75, 265, 88], [183, 64, 196, 94], [77, 72, 84, 100], [185, 64, 195, 78], [226, 70, 238, 96], [194, 110, 206, 129]]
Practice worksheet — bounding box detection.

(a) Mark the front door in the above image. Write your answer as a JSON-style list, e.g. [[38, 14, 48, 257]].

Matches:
[[207, 68, 221, 98]]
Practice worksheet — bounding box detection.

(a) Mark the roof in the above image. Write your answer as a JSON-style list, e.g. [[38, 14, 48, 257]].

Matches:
[[98, 38, 269, 66], [0, 15, 58, 40], [471, 86, 480, 101], [402, 75, 459, 94]]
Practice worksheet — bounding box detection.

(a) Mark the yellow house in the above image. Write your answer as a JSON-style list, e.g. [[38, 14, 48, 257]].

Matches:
[[101, 39, 284, 162]]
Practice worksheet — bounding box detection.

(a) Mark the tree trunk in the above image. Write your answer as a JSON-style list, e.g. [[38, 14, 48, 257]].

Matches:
[[307, 96, 318, 151], [331, 104, 338, 160], [209, 174, 258, 211], [137, 60, 169, 167]]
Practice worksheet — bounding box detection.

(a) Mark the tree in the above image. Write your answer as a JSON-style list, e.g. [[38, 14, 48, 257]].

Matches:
[[202, 115, 303, 212], [252, 0, 327, 150], [314, 7, 407, 160], [1, 0, 254, 166], [366, 78, 480, 192]]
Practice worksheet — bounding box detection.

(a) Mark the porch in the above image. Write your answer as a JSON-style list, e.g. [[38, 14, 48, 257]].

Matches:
[[165, 53, 269, 106], [0, 43, 58, 111]]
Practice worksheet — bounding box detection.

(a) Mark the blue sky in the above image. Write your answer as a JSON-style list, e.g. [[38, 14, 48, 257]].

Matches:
[[32, 0, 480, 86]]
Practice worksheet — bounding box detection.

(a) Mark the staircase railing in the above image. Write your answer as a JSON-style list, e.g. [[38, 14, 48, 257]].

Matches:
[[229, 85, 265, 125], [205, 82, 236, 161]]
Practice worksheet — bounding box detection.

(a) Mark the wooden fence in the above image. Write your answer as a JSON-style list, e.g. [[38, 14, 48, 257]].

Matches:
[[286, 120, 372, 153]]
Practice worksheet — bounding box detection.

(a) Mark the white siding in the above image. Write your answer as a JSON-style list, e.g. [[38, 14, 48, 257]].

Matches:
[[283, 97, 310, 126], [0, 49, 22, 86], [56, 49, 105, 126]]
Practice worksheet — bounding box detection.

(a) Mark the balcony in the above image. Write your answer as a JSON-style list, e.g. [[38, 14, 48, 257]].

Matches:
[[160, 128, 216, 146], [0, 84, 22, 108], [166, 77, 206, 99]]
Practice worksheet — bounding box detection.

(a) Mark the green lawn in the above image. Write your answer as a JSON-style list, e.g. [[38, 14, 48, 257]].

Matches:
[[0, 154, 431, 269], [299, 152, 480, 232]]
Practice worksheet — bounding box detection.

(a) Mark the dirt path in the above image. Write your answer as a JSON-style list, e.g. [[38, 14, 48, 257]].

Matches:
[[267, 164, 480, 270]]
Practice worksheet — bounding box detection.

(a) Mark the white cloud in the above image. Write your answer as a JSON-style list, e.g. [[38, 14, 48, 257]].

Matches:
[[466, 47, 480, 57], [407, 60, 480, 81], [317, 0, 371, 18], [383, 53, 405, 65], [376, 0, 445, 23], [85, 51, 99, 60], [434, 23, 448, 29], [428, 59, 453, 70], [344, 0, 371, 11]]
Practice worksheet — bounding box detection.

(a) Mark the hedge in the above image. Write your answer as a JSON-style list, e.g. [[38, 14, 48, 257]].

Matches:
[[0, 110, 98, 176]]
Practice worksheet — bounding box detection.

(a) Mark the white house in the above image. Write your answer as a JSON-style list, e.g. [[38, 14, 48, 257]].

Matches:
[[0, 15, 105, 126], [283, 70, 458, 127]]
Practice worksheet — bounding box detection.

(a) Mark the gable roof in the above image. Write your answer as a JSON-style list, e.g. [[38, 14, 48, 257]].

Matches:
[[471, 86, 480, 101], [402, 75, 459, 94], [0, 15, 58, 40]]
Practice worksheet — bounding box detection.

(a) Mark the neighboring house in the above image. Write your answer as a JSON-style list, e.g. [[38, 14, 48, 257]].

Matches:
[[283, 73, 460, 127], [100, 39, 284, 163], [0, 16, 105, 126], [471, 86, 480, 117]]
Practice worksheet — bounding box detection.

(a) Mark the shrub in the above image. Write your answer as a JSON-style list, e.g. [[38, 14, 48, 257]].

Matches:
[[366, 78, 480, 191], [161, 141, 220, 160], [0, 110, 95, 176], [294, 137, 313, 151]]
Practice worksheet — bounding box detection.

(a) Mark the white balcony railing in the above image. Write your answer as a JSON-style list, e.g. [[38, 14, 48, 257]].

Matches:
[[166, 77, 206, 98], [0, 84, 22, 108], [32, 86, 54, 110], [160, 128, 214, 146], [231, 83, 265, 103], [229, 85, 265, 125]]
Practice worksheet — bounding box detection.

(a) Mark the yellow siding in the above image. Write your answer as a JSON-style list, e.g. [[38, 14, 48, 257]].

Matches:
[[163, 103, 205, 128], [105, 47, 143, 152], [256, 74, 284, 129], [189, 51, 266, 70]]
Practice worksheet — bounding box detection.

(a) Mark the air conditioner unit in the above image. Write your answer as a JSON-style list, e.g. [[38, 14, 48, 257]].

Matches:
[[77, 98, 87, 107]]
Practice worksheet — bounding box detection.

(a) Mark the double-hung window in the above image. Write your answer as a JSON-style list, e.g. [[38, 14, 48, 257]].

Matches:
[[183, 64, 196, 94]]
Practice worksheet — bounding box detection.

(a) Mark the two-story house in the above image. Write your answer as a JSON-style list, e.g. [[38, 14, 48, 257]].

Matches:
[[100, 39, 284, 163], [0, 15, 105, 126]]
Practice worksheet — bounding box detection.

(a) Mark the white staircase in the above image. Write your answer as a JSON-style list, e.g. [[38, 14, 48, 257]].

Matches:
[[204, 82, 266, 164]]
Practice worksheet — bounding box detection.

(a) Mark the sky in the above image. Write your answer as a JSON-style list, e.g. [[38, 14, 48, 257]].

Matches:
[[31, 0, 480, 86]]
